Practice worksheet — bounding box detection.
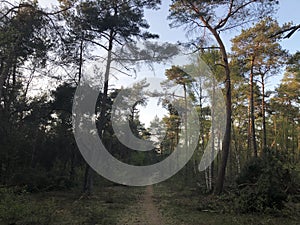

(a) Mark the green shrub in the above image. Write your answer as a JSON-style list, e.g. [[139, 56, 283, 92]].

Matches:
[[0, 188, 57, 225], [10, 168, 74, 192], [236, 149, 290, 213], [0, 188, 29, 223]]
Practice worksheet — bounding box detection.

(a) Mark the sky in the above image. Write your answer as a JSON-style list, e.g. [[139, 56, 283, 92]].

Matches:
[[17, 0, 300, 127], [143, 0, 300, 51], [142, 0, 300, 126], [36, 0, 300, 53], [141, 0, 300, 92]]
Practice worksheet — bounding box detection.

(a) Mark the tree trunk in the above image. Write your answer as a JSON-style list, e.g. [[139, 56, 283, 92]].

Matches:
[[209, 75, 216, 192], [261, 75, 267, 151], [247, 95, 251, 158], [250, 58, 258, 157], [183, 83, 189, 184], [83, 163, 93, 194], [83, 32, 114, 194], [211, 30, 231, 195], [205, 168, 209, 190], [69, 148, 76, 184], [78, 37, 84, 85], [232, 123, 241, 174], [0, 70, 6, 103], [0, 58, 11, 103]]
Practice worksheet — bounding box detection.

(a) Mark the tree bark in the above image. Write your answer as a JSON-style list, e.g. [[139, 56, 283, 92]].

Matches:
[[261, 75, 267, 151], [250, 57, 258, 157], [212, 31, 231, 195], [78, 37, 84, 85], [196, 9, 232, 196], [232, 122, 241, 174], [82, 31, 114, 194], [0, 57, 11, 104], [83, 163, 93, 194], [247, 94, 251, 158], [209, 75, 216, 192], [183, 83, 189, 184]]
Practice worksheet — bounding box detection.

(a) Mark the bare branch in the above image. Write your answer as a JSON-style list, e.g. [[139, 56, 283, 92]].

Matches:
[[214, 0, 261, 31], [215, 0, 234, 30], [82, 38, 109, 51], [0, 2, 73, 21], [110, 66, 134, 78], [270, 24, 300, 39]]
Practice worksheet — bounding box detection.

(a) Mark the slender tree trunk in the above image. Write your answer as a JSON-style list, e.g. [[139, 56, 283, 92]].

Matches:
[[83, 163, 93, 194], [271, 114, 278, 152], [250, 58, 258, 157], [69, 148, 76, 183], [205, 168, 209, 190], [261, 75, 267, 152], [292, 122, 295, 163], [0, 70, 6, 103], [198, 77, 206, 187], [0, 59, 11, 103], [0, 59, 3, 106], [75, 35, 94, 195], [232, 123, 241, 174], [296, 126, 300, 161], [78, 37, 84, 85], [247, 94, 251, 157], [209, 76, 216, 192], [83, 32, 114, 194], [285, 115, 289, 154], [212, 32, 231, 195], [195, 15, 232, 195], [183, 83, 189, 183]]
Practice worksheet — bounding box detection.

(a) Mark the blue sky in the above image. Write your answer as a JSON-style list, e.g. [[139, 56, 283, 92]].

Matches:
[[37, 0, 300, 60], [36, 0, 300, 126], [142, 0, 300, 93], [143, 0, 300, 126], [38, 0, 300, 53], [144, 0, 300, 53]]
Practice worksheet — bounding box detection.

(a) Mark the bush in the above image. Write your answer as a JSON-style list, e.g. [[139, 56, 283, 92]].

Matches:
[[0, 187, 58, 225], [236, 149, 290, 213], [10, 168, 74, 192], [0, 188, 30, 223]]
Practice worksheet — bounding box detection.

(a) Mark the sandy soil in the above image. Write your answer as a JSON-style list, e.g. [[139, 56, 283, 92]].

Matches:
[[117, 185, 164, 225]]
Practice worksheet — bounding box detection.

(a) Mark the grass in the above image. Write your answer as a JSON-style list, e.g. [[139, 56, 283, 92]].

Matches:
[[1, 178, 299, 225], [153, 181, 300, 225], [0, 184, 144, 225]]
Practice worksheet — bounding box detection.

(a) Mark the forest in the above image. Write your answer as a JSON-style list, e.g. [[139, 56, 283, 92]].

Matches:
[[0, 0, 299, 224]]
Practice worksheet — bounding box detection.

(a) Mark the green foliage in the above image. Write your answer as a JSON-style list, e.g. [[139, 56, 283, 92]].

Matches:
[[0, 186, 143, 225], [0, 187, 56, 225], [236, 150, 292, 213], [0, 1, 50, 64], [168, 0, 278, 36], [10, 168, 74, 193], [0, 3, 299, 225], [153, 183, 299, 225], [231, 17, 286, 78]]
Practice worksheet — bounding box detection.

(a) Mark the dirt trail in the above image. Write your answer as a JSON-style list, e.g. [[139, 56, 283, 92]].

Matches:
[[118, 185, 165, 225], [142, 185, 164, 225]]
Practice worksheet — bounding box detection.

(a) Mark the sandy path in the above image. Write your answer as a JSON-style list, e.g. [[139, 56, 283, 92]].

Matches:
[[118, 186, 164, 225], [142, 185, 164, 225]]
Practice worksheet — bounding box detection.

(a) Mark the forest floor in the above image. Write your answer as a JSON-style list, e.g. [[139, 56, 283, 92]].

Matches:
[[1, 181, 299, 225], [152, 181, 300, 225], [117, 185, 164, 225]]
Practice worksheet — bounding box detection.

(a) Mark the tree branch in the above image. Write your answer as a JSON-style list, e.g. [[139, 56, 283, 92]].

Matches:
[[271, 24, 300, 39], [215, 0, 257, 31], [0, 3, 73, 21], [215, 0, 234, 30], [82, 38, 109, 51]]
